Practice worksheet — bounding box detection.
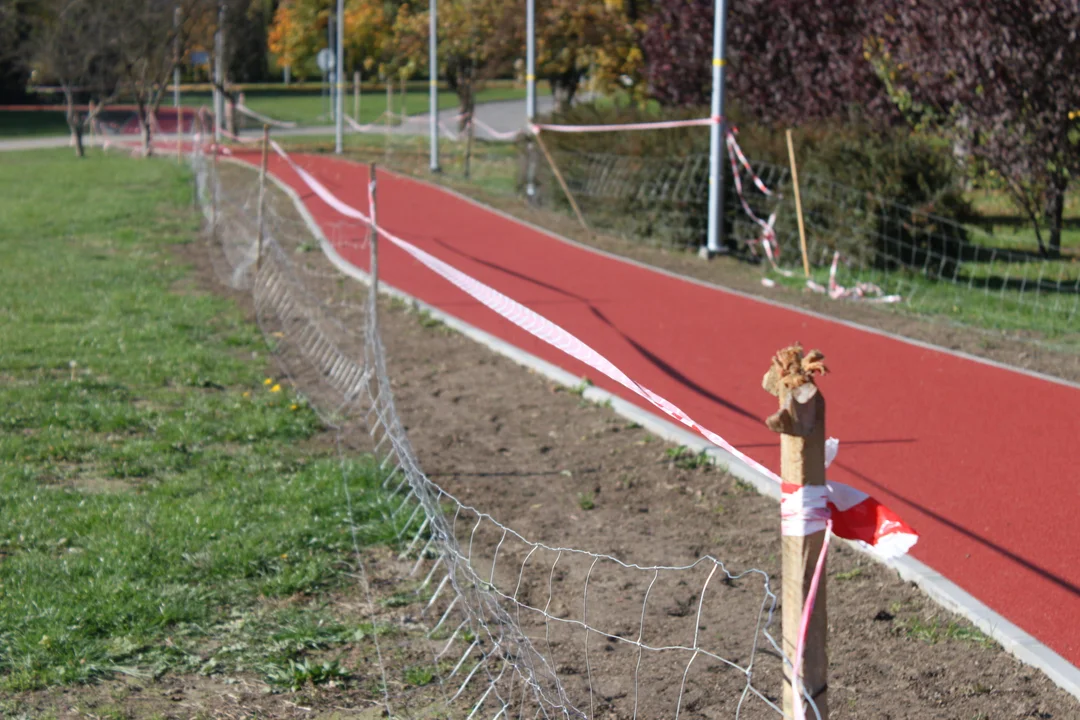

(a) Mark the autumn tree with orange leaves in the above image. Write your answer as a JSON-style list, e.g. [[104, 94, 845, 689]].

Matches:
[[268, 0, 388, 81]]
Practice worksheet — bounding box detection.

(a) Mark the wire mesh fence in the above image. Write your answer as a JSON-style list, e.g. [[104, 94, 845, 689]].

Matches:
[[524, 145, 1080, 340], [190, 142, 819, 719]]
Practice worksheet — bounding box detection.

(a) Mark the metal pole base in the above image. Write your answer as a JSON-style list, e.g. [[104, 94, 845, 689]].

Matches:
[[697, 245, 729, 260]]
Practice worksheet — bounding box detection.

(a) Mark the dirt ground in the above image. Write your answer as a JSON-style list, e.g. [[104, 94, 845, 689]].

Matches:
[[10, 164, 1080, 719]]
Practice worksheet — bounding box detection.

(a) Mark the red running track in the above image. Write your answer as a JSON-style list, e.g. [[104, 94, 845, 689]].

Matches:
[[241, 150, 1080, 669]]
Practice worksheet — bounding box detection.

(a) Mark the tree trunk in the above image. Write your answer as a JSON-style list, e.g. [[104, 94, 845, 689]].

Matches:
[[1045, 176, 1067, 258], [456, 66, 473, 134], [64, 90, 85, 159], [72, 120, 85, 158], [550, 73, 580, 114], [137, 103, 154, 157], [464, 103, 475, 179], [67, 115, 85, 158]]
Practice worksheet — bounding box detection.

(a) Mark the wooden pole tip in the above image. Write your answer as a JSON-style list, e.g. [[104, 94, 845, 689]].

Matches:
[[763, 344, 827, 436]]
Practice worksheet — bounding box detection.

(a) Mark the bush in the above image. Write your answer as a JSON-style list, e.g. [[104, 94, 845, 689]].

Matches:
[[522, 101, 971, 273], [742, 121, 972, 274]]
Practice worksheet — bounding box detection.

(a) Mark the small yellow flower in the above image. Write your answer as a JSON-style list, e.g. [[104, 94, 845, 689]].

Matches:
[[263, 378, 273, 386], [270, 384, 282, 393], [290, 404, 298, 411], [280, 553, 288, 560], [242, 391, 250, 398]]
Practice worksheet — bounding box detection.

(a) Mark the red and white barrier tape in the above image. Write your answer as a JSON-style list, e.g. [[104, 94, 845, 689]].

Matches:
[[724, 134, 904, 305], [781, 485, 830, 536], [726, 129, 773, 197], [470, 116, 522, 140], [531, 116, 717, 134], [266, 140, 917, 560], [236, 103, 298, 129], [826, 252, 903, 303]]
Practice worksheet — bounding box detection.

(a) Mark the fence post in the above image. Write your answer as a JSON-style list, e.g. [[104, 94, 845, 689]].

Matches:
[[354, 70, 361, 121], [786, 129, 811, 278], [211, 135, 219, 245], [385, 78, 393, 163], [256, 124, 270, 272], [533, 131, 589, 233], [762, 344, 829, 720], [369, 163, 379, 299]]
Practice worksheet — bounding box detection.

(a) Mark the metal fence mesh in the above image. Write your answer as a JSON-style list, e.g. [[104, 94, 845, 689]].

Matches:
[[189, 141, 820, 719]]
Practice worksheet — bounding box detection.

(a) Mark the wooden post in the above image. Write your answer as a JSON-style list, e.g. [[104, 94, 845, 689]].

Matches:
[[762, 344, 829, 720], [385, 78, 393, 162], [256, 124, 270, 272], [786, 129, 811, 278], [369, 163, 379, 299], [533, 131, 590, 233], [211, 139, 219, 245], [354, 70, 361, 121], [386, 78, 392, 130], [176, 107, 183, 163]]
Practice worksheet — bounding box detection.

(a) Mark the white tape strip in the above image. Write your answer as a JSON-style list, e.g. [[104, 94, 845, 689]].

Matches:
[[236, 103, 298, 128], [781, 485, 831, 537], [532, 117, 717, 134]]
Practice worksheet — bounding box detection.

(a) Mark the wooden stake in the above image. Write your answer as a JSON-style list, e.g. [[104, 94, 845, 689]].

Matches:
[[255, 124, 270, 272], [533, 132, 589, 233], [354, 70, 361, 121], [762, 344, 829, 720], [176, 107, 183, 163], [386, 79, 392, 131], [786, 129, 811, 278], [211, 141, 219, 245], [385, 79, 392, 161], [369, 163, 379, 299]]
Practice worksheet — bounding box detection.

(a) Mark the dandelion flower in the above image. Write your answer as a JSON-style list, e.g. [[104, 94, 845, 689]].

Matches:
[[263, 378, 273, 385], [270, 384, 282, 393], [242, 391, 250, 398], [290, 404, 298, 411]]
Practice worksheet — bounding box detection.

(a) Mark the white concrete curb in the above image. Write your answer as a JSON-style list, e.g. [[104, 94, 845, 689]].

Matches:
[[257, 159, 1080, 703]]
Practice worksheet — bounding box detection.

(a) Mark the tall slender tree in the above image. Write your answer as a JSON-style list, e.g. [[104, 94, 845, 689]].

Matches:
[[22, 0, 125, 157], [112, 0, 202, 156]]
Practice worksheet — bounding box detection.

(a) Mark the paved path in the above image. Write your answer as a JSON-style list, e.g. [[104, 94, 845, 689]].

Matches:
[[237, 148, 1080, 672]]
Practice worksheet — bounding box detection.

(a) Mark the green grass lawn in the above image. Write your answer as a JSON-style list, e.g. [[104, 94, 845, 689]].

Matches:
[[964, 188, 1080, 254], [765, 255, 1080, 344], [178, 85, 541, 127], [0, 86, 543, 138], [0, 111, 71, 138], [0, 149, 407, 692], [280, 132, 522, 196]]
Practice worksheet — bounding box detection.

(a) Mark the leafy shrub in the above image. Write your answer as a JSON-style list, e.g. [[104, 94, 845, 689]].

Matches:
[[742, 121, 972, 274]]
